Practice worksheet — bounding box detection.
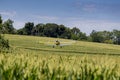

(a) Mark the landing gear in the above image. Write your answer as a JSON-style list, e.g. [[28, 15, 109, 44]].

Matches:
[[53, 45, 55, 48]]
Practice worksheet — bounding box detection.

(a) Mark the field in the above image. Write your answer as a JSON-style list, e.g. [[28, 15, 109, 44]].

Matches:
[[0, 34, 120, 80]]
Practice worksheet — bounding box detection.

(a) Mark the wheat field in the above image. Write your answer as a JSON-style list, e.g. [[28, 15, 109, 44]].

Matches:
[[0, 34, 120, 80]]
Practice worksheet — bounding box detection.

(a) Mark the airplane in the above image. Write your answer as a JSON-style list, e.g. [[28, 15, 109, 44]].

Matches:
[[43, 40, 76, 48], [53, 40, 62, 48]]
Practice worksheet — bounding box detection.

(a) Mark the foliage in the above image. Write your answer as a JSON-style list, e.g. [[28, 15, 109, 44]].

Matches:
[[24, 22, 34, 35], [0, 16, 10, 52], [17, 23, 87, 41], [112, 30, 120, 45], [90, 30, 104, 43], [2, 19, 15, 34], [0, 15, 3, 33], [0, 15, 2, 24], [90, 30, 120, 45], [0, 34, 10, 52]]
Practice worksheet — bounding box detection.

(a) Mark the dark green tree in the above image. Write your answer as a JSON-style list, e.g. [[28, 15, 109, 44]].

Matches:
[[60, 28, 72, 39], [24, 22, 34, 35], [0, 15, 3, 34], [43, 23, 59, 37], [0, 15, 2, 24], [17, 28, 24, 35], [57, 24, 66, 37], [32, 23, 44, 36]]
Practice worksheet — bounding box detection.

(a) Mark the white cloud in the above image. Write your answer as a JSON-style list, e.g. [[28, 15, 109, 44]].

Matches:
[[0, 11, 16, 17], [13, 21, 25, 29], [66, 19, 120, 34], [12, 15, 59, 29], [10, 14, 120, 35], [31, 15, 58, 21]]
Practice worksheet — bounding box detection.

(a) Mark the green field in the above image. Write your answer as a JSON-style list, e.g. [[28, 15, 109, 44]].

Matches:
[[0, 34, 120, 80], [5, 34, 120, 55]]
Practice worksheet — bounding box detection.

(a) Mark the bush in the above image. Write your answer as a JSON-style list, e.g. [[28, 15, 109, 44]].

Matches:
[[0, 34, 10, 52], [104, 40, 113, 44]]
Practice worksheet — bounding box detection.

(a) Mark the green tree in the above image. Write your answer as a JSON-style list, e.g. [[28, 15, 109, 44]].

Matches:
[[100, 31, 113, 44], [71, 27, 87, 40], [112, 30, 120, 45], [79, 32, 87, 40], [17, 28, 24, 35], [0, 35, 10, 50], [32, 23, 44, 36], [24, 22, 34, 35], [0, 15, 2, 24], [3, 19, 15, 34], [43, 23, 59, 37], [90, 30, 104, 43], [0, 15, 3, 33], [71, 27, 80, 40], [60, 28, 72, 39], [0, 16, 10, 51], [57, 24, 66, 37], [71, 27, 80, 35]]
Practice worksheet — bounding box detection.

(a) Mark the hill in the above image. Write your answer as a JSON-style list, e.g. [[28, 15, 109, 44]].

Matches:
[[5, 34, 120, 56]]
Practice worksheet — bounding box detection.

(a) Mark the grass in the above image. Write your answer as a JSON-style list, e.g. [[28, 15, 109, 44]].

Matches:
[[0, 34, 120, 79], [5, 34, 120, 55]]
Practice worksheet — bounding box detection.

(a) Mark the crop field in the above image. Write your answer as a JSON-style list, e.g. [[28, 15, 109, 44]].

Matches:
[[0, 34, 120, 80]]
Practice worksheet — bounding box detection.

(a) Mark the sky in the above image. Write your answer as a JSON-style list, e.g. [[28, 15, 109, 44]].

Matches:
[[0, 0, 120, 34]]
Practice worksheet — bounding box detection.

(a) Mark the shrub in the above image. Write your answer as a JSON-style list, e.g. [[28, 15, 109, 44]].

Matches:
[[104, 40, 113, 44], [0, 34, 10, 52]]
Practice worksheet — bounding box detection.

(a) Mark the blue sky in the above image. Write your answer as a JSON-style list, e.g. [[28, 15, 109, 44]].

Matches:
[[0, 0, 120, 34]]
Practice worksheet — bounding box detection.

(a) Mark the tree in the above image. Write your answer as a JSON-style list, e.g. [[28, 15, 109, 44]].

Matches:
[[0, 15, 2, 24], [0, 16, 10, 51], [71, 27, 80, 35], [79, 32, 87, 40], [3, 19, 15, 34], [0, 35, 10, 50], [32, 23, 44, 36], [112, 30, 120, 45], [71, 27, 87, 40], [43, 23, 59, 37], [100, 31, 113, 44], [17, 28, 24, 35], [71, 27, 80, 40], [57, 25, 66, 37], [90, 30, 104, 43], [24, 22, 34, 35], [0, 15, 3, 33], [60, 28, 72, 39]]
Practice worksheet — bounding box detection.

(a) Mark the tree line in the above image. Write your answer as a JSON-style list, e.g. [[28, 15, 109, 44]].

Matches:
[[0, 15, 120, 45], [0, 16, 10, 51], [17, 22, 87, 40]]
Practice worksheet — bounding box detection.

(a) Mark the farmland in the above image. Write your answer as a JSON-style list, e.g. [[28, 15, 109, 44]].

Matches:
[[0, 34, 120, 79]]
